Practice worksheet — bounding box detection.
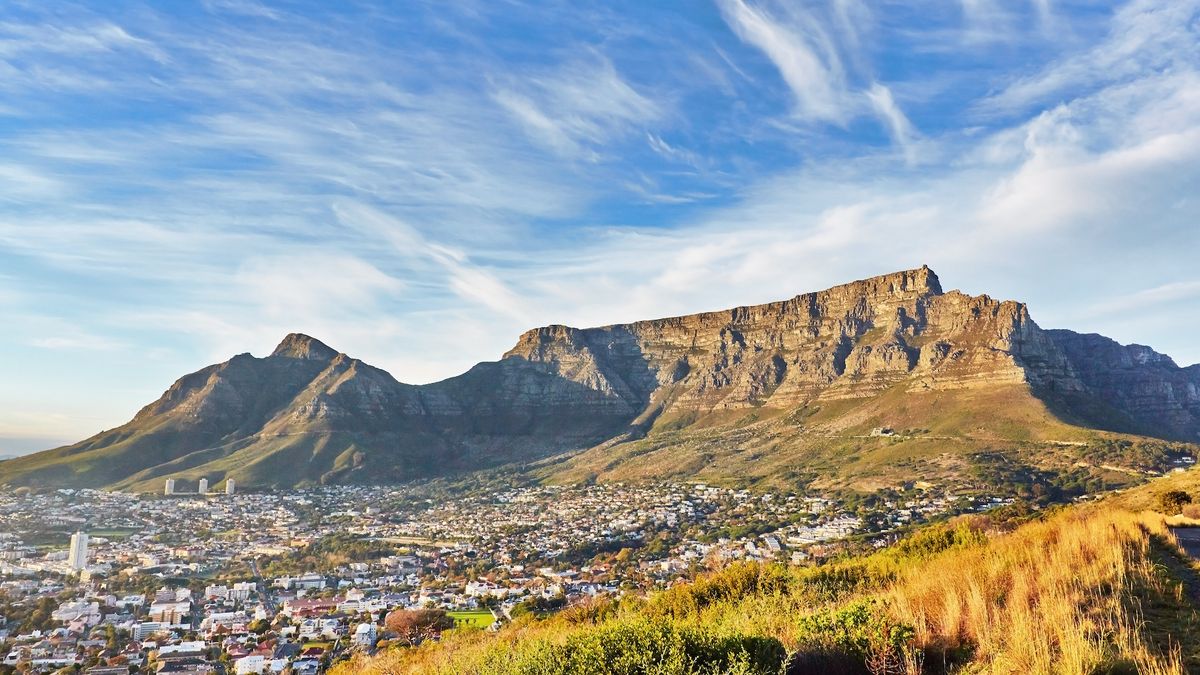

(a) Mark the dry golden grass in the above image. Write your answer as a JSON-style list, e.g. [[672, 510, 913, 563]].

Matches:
[[889, 510, 1184, 674], [335, 508, 1195, 675]]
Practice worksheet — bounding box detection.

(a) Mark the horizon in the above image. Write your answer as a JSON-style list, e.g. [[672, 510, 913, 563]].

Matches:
[[2, 0, 1199, 451]]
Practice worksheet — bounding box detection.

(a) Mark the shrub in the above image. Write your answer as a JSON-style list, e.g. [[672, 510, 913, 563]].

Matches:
[[385, 609, 455, 646], [890, 520, 986, 560], [648, 563, 792, 619], [1157, 490, 1192, 515], [800, 561, 893, 601], [793, 600, 916, 675], [478, 618, 787, 675]]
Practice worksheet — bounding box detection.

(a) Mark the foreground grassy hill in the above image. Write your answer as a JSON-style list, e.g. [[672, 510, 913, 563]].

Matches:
[[334, 485, 1200, 674]]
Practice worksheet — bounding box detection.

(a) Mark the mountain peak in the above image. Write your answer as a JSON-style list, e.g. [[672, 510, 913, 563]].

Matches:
[[911, 264, 941, 293], [837, 265, 942, 297], [271, 333, 338, 360]]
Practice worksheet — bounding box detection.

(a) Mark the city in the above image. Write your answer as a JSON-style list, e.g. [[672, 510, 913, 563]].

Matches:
[[0, 477, 1017, 673]]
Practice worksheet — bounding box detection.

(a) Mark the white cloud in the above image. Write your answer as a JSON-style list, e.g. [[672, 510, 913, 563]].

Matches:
[[493, 58, 662, 159], [981, 0, 1200, 115], [865, 83, 920, 164], [0, 163, 64, 199], [716, 0, 922, 160], [717, 0, 847, 123], [30, 335, 127, 351], [333, 201, 532, 323], [0, 21, 163, 60], [1082, 280, 1200, 317]]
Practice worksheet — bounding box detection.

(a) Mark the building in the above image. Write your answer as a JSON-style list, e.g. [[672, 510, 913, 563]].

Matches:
[[164, 479, 176, 495], [68, 531, 88, 571], [148, 599, 190, 625], [353, 622, 378, 647], [231, 581, 255, 601], [226, 479, 236, 495], [234, 655, 264, 675], [133, 621, 169, 640], [198, 478, 209, 494]]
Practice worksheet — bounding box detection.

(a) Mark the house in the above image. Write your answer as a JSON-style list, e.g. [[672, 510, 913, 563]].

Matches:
[[352, 622, 377, 647], [298, 618, 341, 640]]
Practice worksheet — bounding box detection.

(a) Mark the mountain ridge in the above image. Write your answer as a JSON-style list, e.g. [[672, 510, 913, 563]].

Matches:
[[2, 266, 1197, 491]]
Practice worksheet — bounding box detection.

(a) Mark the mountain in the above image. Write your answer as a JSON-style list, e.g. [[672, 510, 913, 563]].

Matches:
[[2, 266, 1197, 492]]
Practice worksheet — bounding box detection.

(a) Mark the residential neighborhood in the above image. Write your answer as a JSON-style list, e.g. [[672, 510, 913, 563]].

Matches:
[[0, 480, 1014, 673]]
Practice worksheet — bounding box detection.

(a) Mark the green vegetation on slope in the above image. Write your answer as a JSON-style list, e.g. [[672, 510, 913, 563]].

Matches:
[[334, 492, 1200, 675]]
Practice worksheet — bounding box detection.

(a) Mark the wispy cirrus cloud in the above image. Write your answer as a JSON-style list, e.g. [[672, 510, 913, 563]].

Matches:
[[866, 83, 920, 164], [715, 0, 924, 160], [716, 0, 848, 123], [980, 0, 1200, 115], [493, 57, 662, 160]]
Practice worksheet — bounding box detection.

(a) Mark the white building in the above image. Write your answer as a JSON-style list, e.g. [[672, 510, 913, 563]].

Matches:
[[226, 479, 236, 495], [353, 622, 378, 647], [164, 479, 176, 495], [67, 532, 88, 571], [51, 600, 100, 624], [231, 581, 255, 601], [158, 641, 206, 655], [198, 478, 209, 494], [133, 621, 169, 640], [234, 655, 264, 675], [239, 657, 287, 674]]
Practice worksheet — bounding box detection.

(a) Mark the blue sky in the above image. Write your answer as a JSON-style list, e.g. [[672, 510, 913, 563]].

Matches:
[[1, 0, 1198, 454]]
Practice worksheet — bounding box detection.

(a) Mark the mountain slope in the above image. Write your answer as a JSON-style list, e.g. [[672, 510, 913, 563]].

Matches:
[[1, 266, 1197, 491]]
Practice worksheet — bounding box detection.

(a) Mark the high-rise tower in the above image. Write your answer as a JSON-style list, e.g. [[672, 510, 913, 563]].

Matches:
[[68, 531, 88, 571]]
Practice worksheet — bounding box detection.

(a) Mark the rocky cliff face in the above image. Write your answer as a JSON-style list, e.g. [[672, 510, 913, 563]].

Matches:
[[502, 266, 1198, 441], [1042, 330, 1200, 439], [508, 269, 1034, 409], [2, 267, 1196, 490]]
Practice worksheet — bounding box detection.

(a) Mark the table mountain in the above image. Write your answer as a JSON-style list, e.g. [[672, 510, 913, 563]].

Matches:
[[2, 266, 1196, 491]]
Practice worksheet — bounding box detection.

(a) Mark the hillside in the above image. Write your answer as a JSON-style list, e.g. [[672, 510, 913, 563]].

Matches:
[[331, 486, 1200, 674], [2, 266, 1198, 491]]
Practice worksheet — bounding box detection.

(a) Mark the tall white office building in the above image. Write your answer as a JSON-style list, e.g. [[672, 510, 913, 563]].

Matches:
[[225, 479, 236, 495], [164, 479, 176, 495], [198, 478, 209, 494], [68, 531, 88, 571]]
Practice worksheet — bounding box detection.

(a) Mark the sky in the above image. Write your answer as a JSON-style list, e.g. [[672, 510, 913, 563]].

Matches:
[[1, 0, 1198, 454]]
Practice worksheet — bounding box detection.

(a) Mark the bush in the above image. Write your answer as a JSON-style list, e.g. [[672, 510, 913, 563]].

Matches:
[[648, 563, 792, 619], [478, 618, 786, 675], [385, 609, 455, 646], [794, 600, 917, 675], [890, 521, 986, 560], [800, 561, 893, 601], [1157, 490, 1192, 515]]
